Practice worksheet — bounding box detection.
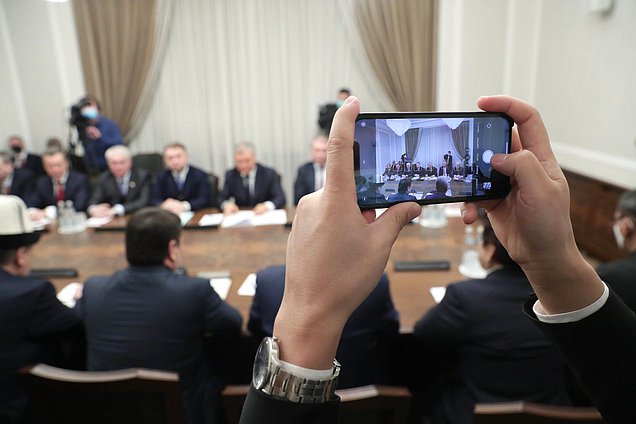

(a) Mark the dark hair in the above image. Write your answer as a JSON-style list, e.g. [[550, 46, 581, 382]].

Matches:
[[481, 216, 520, 269], [125, 208, 181, 266], [617, 190, 636, 218], [435, 177, 449, 193], [338, 88, 351, 96], [397, 178, 411, 193], [0, 248, 17, 266], [80, 94, 101, 111]]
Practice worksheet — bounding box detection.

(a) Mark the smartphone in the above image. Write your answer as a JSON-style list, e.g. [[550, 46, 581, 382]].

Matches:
[[354, 112, 513, 209]]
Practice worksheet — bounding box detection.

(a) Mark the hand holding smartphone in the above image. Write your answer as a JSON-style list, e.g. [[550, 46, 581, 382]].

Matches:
[[354, 112, 513, 209]]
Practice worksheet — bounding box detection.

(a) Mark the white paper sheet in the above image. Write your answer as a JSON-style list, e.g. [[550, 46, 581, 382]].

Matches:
[[209, 277, 232, 300], [237, 273, 257, 296], [429, 286, 447, 303], [179, 211, 195, 226], [57, 282, 81, 308], [221, 209, 288, 228], [86, 216, 113, 228], [198, 213, 224, 227]]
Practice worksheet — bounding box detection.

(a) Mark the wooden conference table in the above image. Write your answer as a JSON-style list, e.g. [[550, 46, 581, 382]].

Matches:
[[32, 208, 469, 333]]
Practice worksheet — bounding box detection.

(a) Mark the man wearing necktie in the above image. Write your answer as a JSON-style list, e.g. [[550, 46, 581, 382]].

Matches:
[[150, 142, 211, 214], [293, 135, 328, 205], [26, 150, 89, 220], [87, 145, 151, 217], [218, 142, 286, 215]]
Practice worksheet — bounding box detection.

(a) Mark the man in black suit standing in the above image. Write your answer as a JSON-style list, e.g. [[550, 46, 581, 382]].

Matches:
[[88, 145, 151, 217], [151, 142, 211, 214], [76, 208, 242, 424], [0, 195, 81, 422], [27, 149, 89, 217], [0, 151, 35, 201], [596, 189, 636, 312], [248, 265, 399, 389], [443, 150, 453, 174], [293, 135, 328, 205], [218, 142, 286, 215], [7, 135, 44, 176]]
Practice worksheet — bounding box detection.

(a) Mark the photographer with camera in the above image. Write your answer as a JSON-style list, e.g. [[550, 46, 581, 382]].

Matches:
[[70, 95, 123, 174]]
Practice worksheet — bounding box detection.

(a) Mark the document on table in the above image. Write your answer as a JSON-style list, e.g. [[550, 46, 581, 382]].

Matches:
[[221, 209, 288, 228], [237, 273, 257, 296], [179, 211, 195, 226], [86, 216, 113, 228], [198, 271, 232, 300], [429, 286, 447, 303], [57, 282, 81, 308], [198, 213, 224, 227]]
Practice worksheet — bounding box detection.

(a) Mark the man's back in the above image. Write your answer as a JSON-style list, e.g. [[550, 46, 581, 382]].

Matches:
[[78, 265, 242, 423], [414, 268, 572, 423]]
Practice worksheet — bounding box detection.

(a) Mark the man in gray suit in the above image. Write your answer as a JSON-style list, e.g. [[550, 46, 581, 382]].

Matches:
[[88, 145, 151, 217]]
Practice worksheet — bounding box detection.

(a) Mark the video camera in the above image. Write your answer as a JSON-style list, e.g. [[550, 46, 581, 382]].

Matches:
[[69, 97, 92, 131]]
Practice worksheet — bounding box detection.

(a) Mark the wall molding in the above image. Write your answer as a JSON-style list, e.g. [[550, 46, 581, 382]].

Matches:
[[552, 141, 636, 189]]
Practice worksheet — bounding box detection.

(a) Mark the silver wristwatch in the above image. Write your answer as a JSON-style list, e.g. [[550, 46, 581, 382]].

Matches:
[[252, 336, 340, 404]]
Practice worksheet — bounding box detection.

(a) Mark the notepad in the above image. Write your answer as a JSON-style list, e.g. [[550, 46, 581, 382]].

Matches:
[[198, 213, 224, 227], [221, 209, 288, 228]]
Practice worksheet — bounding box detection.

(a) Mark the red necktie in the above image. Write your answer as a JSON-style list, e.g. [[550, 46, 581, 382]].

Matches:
[[56, 180, 65, 202]]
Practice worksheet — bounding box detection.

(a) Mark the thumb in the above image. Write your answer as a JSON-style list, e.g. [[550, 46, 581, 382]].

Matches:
[[372, 202, 421, 248], [491, 150, 554, 187]]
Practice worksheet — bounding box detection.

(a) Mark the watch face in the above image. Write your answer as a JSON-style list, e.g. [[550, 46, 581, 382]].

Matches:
[[253, 338, 270, 389]]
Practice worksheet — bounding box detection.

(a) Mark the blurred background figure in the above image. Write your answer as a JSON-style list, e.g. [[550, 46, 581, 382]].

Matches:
[[317, 87, 351, 135], [293, 134, 328, 205]]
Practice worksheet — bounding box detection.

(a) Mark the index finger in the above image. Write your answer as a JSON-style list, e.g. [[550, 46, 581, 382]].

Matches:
[[478, 96, 556, 161], [323, 96, 360, 197]]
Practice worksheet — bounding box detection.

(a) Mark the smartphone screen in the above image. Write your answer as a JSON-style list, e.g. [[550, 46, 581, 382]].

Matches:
[[354, 112, 513, 209]]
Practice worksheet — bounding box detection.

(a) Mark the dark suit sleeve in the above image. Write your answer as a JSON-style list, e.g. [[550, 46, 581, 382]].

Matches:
[[266, 170, 286, 209], [28, 281, 81, 337], [150, 171, 168, 206], [524, 291, 636, 423], [186, 169, 211, 211], [413, 284, 467, 348], [377, 275, 400, 336], [294, 166, 309, 206], [217, 170, 235, 207], [203, 286, 242, 335], [240, 385, 339, 424], [87, 174, 107, 208], [123, 170, 151, 213], [72, 173, 90, 212], [247, 288, 265, 338]]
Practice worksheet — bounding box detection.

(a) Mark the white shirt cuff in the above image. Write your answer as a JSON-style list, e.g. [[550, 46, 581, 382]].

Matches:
[[181, 201, 192, 212], [533, 282, 609, 324], [263, 201, 276, 211], [279, 360, 334, 380]]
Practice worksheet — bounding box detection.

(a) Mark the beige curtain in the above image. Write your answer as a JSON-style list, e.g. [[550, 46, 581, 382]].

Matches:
[[73, 0, 173, 142], [352, 0, 437, 111]]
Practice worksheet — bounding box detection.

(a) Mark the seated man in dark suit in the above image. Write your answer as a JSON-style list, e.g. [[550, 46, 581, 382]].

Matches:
[[151, 142, 211, 214], [76, 208, 242, 424], [0, 195, 81, 422], [218, 142, 286, 215], [413, 218, 573, 423], [27, 149, 89, 219], [386, 178, 417, 203], [424, 161, 437, 177], [0, 151, 35, 201], [293, 135, 328, 205], [88, 145, 151, 217], [248, 264, 399, 389], [596, 189, 636, 312], [7, 135, 45, 176]]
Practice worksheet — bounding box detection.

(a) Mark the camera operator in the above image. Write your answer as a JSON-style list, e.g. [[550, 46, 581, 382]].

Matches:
[[70, 95, 123, 174]]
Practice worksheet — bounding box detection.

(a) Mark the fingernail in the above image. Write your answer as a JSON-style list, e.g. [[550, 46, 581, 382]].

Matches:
[[345, 96, 356, 105], [460, 207, 467, 218], [491, 153, 508, 165]]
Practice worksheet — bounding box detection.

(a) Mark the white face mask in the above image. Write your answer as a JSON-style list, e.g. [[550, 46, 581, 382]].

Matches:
[[613, 222, 625, 249]]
